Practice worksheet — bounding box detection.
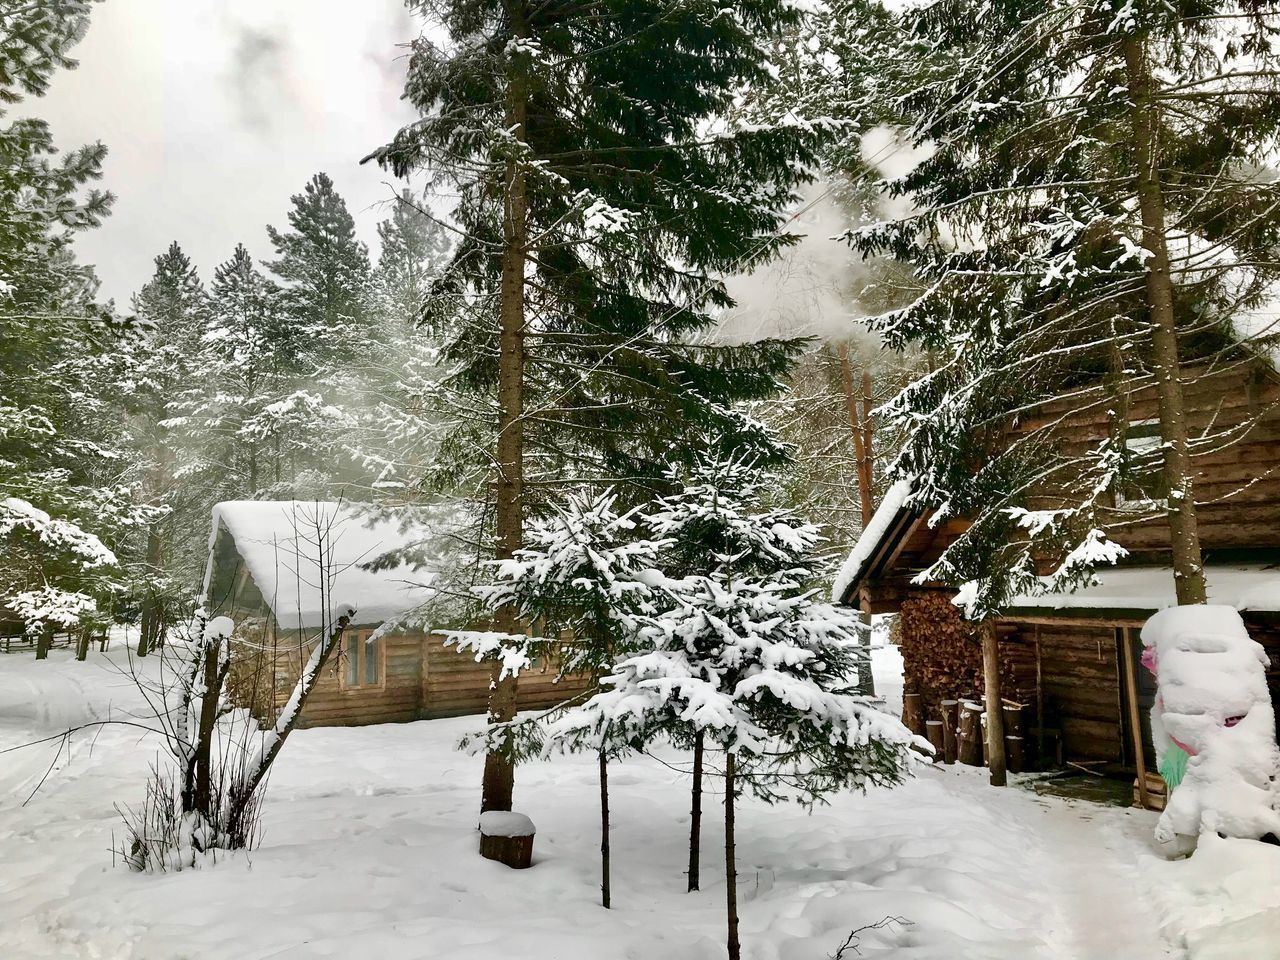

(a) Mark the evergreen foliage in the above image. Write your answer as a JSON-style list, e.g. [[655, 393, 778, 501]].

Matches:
[[367, 0, 826, 508], [0, 0, 150, 637], [787, 0, 1280, 615]]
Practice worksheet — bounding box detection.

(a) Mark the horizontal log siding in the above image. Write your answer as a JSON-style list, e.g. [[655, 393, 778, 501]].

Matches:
[[1027, 361, 1280, 555], [1015, 622, 1124, 763], [420, 637, 592, 720], [298, 633, 423, 728]]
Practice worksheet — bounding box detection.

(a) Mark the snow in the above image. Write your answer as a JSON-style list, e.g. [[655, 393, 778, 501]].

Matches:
[[1004, 564, 1280, 613], [479, 811, 536, 837], [206, 501, 437, 628], [2, 641, 1278, 959], [830, 478, 915, 603]]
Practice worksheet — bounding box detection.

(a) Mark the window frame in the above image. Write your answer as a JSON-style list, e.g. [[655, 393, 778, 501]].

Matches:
[[339, 627, 386, 692]]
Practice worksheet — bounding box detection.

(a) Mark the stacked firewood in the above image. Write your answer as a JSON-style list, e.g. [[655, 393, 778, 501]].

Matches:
[[896, 592, 1037, 771]]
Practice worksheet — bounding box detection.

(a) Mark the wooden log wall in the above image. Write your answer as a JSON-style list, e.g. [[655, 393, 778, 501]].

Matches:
[[1242, 615, 1280, 741], [227, 629, 598, 728], [1027, 359, 1280, 556], [1009, 621, 1125, 763]]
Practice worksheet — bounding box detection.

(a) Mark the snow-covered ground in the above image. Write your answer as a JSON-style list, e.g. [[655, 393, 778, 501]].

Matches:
[[2, 642, 1278, 960]]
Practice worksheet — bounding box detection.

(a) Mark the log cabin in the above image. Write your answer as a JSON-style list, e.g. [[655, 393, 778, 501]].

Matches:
[[202, 501, 587, 728], [833, 350, 1280, 805]]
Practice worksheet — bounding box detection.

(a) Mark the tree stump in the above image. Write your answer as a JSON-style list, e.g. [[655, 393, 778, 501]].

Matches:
[[1005, 735, 1025, 774], [479, 811, 535, 869], [957, 701, 983, 766], [902, 692, 925, 737], [925, 720, 945, 758], [940, 700, 959, 764]]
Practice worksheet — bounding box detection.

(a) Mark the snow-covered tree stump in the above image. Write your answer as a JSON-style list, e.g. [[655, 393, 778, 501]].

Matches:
[[479, 811, 535, 869]]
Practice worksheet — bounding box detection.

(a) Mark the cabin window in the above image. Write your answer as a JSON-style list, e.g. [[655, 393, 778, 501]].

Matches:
[[343, 629, 383, 689], [1116, 418, 1168, 509]]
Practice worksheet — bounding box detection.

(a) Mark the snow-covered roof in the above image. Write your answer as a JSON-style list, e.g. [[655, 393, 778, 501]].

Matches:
[[830, 478, 917, 603], [1005, 564, 1280, 615], [205, 501, 438, 629]]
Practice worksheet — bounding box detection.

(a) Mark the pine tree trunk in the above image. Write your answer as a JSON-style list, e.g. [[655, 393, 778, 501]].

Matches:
[[599, 748, 611, 909], [137, 523, 164, 657], [1123, 36, 1207, 606], [35, 626, 51, 660], [725, 752, 740, 960], [481, 2, 530, 815], [980, 620, 1006, 787], [688, 729, 704, 892]]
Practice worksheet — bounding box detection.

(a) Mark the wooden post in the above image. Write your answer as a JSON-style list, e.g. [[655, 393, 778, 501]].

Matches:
[[957, 701, 983, 765], [925, 720, 945, 758], [75, 629, 90, 662], [1120, 626, 1151, 809], [902, 692, 925, 737], [940, 700, 959, 764], [981, 620, 1007, 786], [35, 626, 51, 660]]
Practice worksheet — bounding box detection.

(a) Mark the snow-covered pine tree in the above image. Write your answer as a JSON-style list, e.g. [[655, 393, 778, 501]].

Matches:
[[353, 193, 452, 497], [447, 489, 663, 888], [646, 452, 827, 890], [118, 242, 212, 653], [552, 553, 920, 958], [183, 243, 288, 497], [369, 0, 825, 816], [259, 173, 370, 497], [267, 172, 373, 362], [792, 0, 1280, 617], [0, 0, 157, 645]]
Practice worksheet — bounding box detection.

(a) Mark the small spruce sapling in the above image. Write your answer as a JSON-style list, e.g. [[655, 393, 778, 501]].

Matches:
[[446, 490, 665, 898], [645, 454, 823, 892]]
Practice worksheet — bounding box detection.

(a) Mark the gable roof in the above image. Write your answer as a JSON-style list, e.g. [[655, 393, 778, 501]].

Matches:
[[831, 478, 921, 605], [203, 501, 439, 629]]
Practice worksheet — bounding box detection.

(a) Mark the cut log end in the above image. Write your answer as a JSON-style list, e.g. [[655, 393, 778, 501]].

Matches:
[[479, 810, 535, 869], [479, 830, 534, 868]]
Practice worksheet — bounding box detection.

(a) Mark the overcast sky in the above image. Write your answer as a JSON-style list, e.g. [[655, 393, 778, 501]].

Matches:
[[36, 0, 423, 305]]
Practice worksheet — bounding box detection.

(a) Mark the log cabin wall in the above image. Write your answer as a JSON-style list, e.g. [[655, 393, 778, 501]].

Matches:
[[1029, 359, 1280, 557], [225, 624, 595, 728], [418, 637, 590, 720], [1005, 621, 1125, 764]]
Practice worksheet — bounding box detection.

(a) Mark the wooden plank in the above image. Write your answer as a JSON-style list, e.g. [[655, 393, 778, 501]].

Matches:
[[1120, 626, 1150, 809]]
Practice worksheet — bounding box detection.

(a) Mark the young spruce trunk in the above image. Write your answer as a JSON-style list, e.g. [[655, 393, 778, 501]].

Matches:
[[725, 751, 740, 960], [599, 748, 611, 908], [481, 3, 530, 815], [1123, 36, 1207, 606], [688, 729, 704, 892]]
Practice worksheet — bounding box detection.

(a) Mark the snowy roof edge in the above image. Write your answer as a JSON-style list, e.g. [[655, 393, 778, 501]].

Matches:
[[830, 478, 918, 604]]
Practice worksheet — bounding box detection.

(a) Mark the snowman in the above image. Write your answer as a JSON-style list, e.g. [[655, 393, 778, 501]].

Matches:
[[1140, 605, 1280, 858]]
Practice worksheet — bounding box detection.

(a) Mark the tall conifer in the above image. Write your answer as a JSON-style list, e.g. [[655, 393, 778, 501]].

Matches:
[[371, 0, 829, 814]]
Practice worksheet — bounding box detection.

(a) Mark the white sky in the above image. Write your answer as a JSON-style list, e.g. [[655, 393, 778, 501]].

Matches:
[[35, 0, 424, 305]]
